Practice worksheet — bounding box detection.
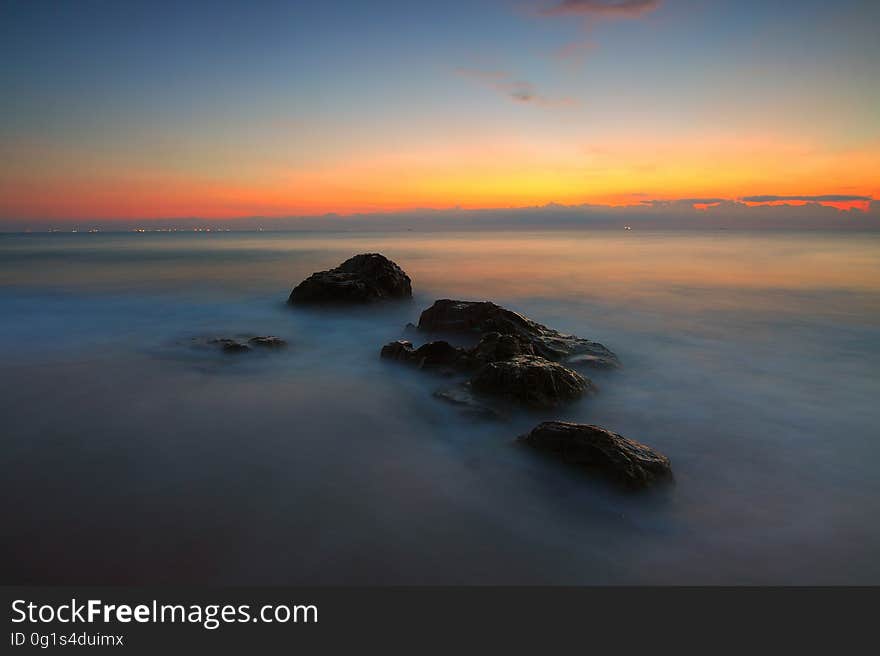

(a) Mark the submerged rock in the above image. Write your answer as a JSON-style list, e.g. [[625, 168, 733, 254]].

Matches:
[[288, 253, 412, 304], [518, 421, 672, 488], [194, 335, 287, 354], [470, 355, 591, 408], [433, 386, 504, 421], [213, 339, 250, 353], [417, 299, 618, 368], [564, 353, 617, 369]]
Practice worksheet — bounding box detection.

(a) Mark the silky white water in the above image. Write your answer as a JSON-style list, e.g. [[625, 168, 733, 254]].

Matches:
[[2, 229, 878, 583]]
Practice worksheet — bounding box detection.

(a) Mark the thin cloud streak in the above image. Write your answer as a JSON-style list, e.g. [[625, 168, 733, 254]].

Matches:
[[552, 40, 597, 66], [455, 68, 578, 107], [536, 1, 661, 69], [539, 0, 661, 19]]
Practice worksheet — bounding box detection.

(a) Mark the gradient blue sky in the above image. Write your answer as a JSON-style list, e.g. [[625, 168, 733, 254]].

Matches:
[[1, 0, 878, 220]]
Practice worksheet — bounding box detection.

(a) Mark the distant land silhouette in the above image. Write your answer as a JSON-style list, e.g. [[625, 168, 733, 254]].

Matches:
[[3, 199, 878, 233]]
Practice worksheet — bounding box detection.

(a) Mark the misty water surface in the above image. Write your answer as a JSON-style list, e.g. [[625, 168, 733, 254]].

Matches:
[[1, 229, 879, 584]]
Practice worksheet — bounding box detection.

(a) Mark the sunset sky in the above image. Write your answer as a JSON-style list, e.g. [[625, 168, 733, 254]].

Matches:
[[1, 0, 878, 222]]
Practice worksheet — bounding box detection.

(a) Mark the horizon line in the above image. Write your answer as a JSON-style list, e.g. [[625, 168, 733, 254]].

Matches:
[[2, 196, 877, 225]]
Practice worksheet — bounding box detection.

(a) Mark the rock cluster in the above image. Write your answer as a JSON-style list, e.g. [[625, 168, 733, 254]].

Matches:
[[284, 253, 671, 489], [288, 253, 412, 304], [381, 300, 616, 409]]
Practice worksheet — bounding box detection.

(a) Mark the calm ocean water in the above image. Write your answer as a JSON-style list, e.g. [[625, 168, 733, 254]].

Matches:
[[1, 229, 879, 584]]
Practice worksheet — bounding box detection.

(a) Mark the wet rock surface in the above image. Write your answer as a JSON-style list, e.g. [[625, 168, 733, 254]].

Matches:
[[380, 332, 536, 373], [380, 339, 473, 372], [470, 355, 591, 408], [288, 253, 412, 305], [471, 331, 536, 362], [417, 299, 619, 368], [519, 421, 672, 488], [418, 299, 620, 367]]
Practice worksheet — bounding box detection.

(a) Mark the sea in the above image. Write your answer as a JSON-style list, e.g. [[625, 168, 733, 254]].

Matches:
[[1, 229, 878, 584]]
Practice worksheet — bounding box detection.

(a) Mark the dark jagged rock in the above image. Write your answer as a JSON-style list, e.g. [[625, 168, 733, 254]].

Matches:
[[518, 421, 672, 488], [469, 355, 591, 408], [288, 253, 412, 304], [433, 386, 504, 421], [248, 336, 287, 348], [417, 299, 618, 368], [380, 339, 473, 372]]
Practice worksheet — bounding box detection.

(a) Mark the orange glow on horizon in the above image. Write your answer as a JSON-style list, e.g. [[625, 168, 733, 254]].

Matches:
[[1, 131, 877, 220]]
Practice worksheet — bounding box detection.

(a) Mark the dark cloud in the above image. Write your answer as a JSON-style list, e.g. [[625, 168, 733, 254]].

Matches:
[[741, 194, 872, 203], [540, 0, 661, 18], [641, 195, 876, 210], [642, 197, 727, 207]]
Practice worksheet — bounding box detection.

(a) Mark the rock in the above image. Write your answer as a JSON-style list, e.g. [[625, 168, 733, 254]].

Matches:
[[380, 340, 416, 361], [380, 339, 473, 372], [248, 336, 287, 348], [408, 341, 468, 369], [382, 332, 533, 372], [518, 421, 672, 488], [417, 299, 618, 368], [471, 331, 535, 362], [470, 355, 591, 408], [193, 335, 286, 354], [288, 253, 412, 304], [433, 386, 504, 421]]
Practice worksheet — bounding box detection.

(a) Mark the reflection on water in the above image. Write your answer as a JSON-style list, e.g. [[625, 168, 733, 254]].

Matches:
[[1, 230, 879, 584]]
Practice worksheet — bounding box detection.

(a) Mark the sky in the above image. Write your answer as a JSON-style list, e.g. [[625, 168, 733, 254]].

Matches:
[[1, 0, 878, 223]]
